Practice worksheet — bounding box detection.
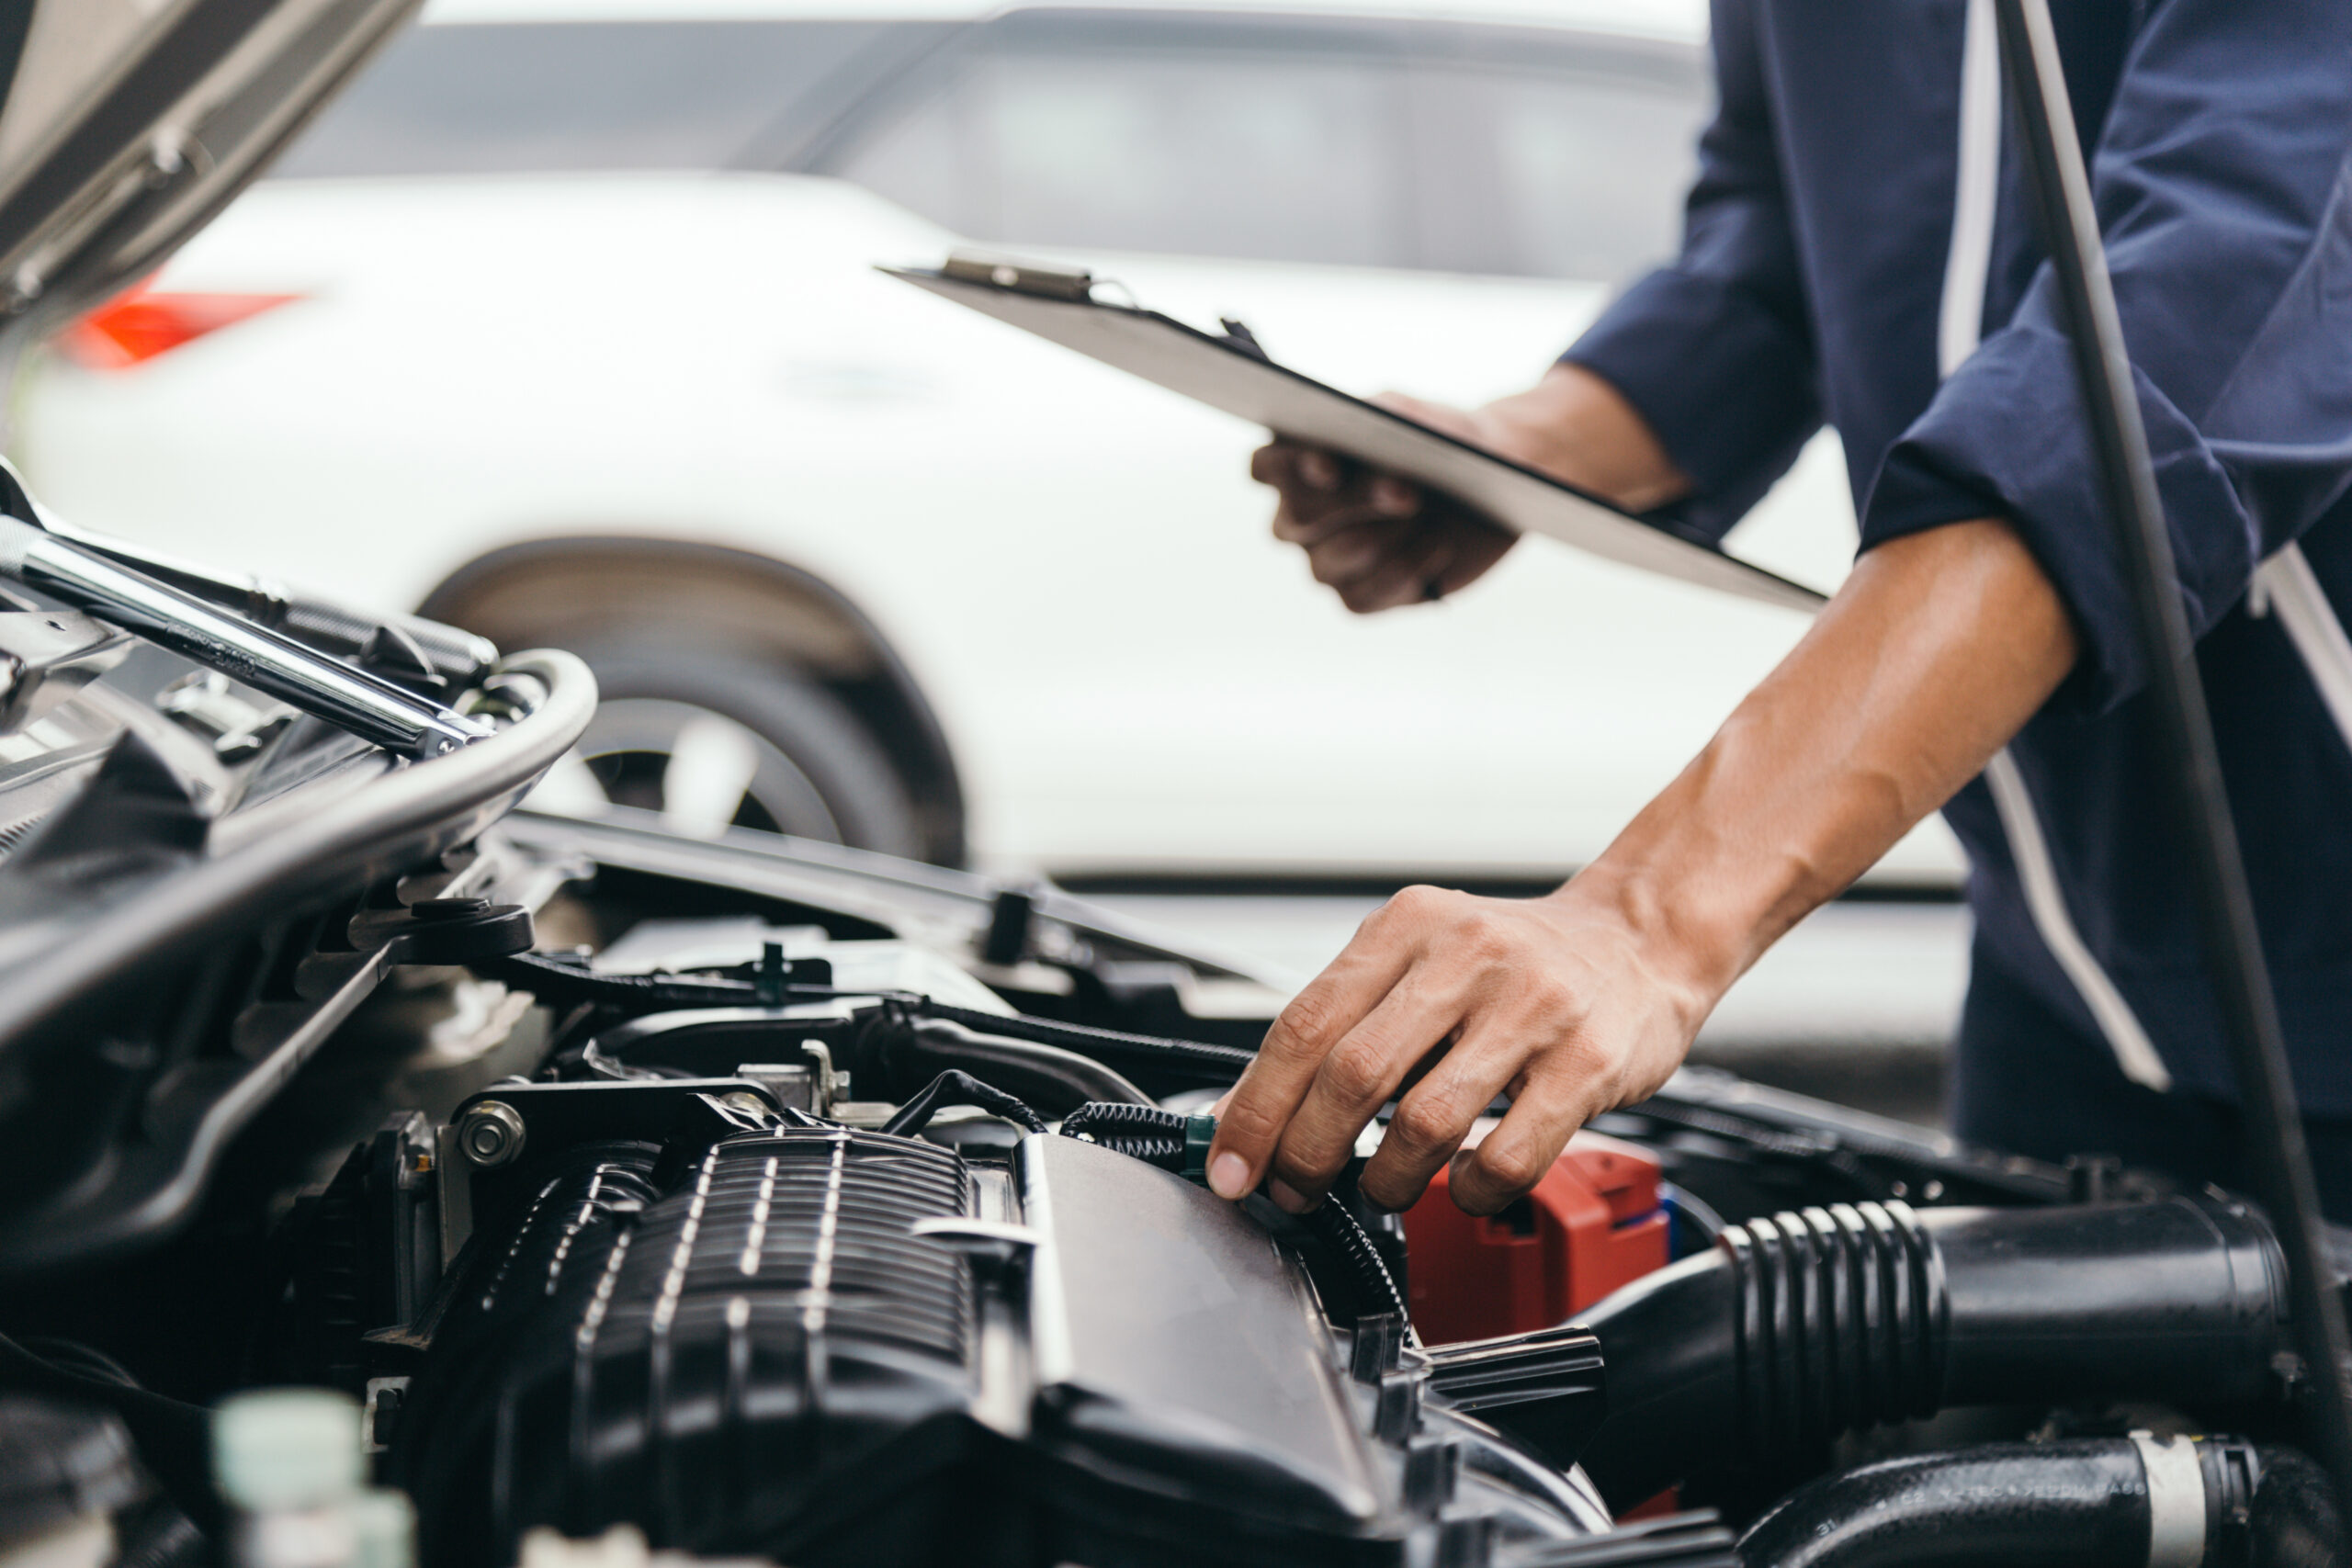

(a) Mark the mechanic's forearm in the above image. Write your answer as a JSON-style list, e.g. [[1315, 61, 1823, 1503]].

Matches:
[[1565, 519, 2077, 1000], [1448, 359, 1693, 512], [1480, 363, 1692, 513]]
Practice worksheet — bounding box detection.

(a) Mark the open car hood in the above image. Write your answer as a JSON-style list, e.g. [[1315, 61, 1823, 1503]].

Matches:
[[0, 0, 420, 359]]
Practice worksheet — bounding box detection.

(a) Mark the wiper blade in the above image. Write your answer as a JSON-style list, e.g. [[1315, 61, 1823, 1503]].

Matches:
[[0, 514, 489, 759]]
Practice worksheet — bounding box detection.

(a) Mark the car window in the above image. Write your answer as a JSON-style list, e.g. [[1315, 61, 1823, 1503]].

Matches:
[[1466, 65, 1705, 283], [268, 21, 895, 177], [268, 13, 1704, 288], [831, 43, 1412, 268]]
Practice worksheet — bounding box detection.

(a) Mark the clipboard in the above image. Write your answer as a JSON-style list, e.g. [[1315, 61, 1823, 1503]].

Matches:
[[884, 256, 1827, 614]]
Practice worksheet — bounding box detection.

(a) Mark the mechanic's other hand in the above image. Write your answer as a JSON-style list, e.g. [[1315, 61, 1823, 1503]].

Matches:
[[1204, 880, 1713, 1217], [1251, 390, 1517, 614]]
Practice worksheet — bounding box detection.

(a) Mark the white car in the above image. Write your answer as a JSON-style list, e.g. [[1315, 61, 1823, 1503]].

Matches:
[[13, 0, 1962, 887]]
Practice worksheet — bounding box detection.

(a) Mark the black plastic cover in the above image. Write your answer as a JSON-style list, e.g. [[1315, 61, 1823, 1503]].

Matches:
[[401, 1123, 1608, 1567]]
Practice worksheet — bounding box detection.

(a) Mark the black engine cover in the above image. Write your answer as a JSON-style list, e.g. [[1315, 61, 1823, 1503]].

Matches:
[[397, 1124, 1607, 1567]]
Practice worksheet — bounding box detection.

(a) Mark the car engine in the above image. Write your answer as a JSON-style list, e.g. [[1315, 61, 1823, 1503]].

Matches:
[[0, 505, 2325, 1568], [0, 557, 2340, 1568], [0, 0, 2347, 1557]]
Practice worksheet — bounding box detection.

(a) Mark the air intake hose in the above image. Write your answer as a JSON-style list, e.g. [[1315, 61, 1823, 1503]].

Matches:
[[1572, 1196, 2288, 1508]]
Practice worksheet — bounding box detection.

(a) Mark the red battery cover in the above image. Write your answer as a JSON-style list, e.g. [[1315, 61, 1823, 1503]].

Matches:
[[1400, 1129, 1670, 1346]]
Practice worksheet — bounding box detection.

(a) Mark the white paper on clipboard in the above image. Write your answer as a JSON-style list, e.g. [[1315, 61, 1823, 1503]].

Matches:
[[884, 262, 1827, 614]]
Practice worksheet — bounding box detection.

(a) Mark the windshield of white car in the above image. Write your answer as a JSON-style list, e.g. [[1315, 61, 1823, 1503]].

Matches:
[[267, 17, 1704, 283]]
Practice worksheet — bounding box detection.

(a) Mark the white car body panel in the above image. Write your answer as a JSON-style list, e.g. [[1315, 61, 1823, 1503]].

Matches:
[[16, 166, 1964, 883]]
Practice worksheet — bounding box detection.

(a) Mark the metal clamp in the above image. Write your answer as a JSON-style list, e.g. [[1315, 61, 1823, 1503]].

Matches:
[[2129, 1430, 2206, 1568]]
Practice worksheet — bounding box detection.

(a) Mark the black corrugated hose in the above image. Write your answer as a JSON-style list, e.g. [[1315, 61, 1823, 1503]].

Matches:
[[1571, 1195, 2294, 1511]]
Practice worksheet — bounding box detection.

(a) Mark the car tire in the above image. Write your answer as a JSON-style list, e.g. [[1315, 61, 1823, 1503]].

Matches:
[[551, 641, 924, 858]]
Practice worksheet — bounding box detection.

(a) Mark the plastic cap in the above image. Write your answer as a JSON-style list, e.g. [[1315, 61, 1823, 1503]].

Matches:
[[350, 1489, 416, 1568], [213, 1390, 364, 1511]]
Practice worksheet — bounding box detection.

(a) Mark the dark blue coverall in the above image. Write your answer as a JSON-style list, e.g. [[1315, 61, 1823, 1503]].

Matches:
[[1562, 0, 2352, 1207]]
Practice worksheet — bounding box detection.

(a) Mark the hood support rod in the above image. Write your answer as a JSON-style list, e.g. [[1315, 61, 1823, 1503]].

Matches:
[[0, 514, 488, 759]]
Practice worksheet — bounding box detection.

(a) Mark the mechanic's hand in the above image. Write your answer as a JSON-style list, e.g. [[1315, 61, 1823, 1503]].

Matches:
[[1251, 390, 1518, 614], [1204, 879, 1713, 1216]]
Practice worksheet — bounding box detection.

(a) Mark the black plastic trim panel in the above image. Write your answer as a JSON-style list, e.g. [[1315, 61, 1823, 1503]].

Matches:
[[0, 649, 593, 1274]]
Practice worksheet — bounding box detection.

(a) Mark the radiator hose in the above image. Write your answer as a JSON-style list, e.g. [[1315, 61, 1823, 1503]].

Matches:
[[1736, 1438, 2344, 1568], [1571, 1195, 2290, 1509]]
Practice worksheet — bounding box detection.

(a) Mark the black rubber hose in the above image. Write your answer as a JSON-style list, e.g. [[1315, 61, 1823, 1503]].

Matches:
[[2248, 1447, 2349, 1568], [1736, 1440, 2157, 1568], [488, 962, 1258, 1086], [1737, 1438, 2344, 1568], [863, 1018, 1154, 1116], [916, 1001, 1255, 1085], [1574, 1196, 2289, 1509], [114, 1496, 210, 1568], [489, 951, 763, 1013]]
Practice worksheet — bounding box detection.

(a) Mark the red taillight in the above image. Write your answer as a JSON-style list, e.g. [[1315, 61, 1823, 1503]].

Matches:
[[56, 288, 302, 369]]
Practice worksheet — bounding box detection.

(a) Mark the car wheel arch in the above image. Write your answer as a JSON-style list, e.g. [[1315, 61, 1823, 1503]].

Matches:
[[416, 536, 967, 866]]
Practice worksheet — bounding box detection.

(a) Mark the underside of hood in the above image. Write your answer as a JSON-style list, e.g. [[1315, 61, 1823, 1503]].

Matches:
[[0, 0, 419, 362]]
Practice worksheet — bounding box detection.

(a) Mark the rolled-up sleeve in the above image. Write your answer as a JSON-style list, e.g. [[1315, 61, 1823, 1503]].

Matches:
[[1863, 0, 2352, 716], [1560, 0, 1822, 542]]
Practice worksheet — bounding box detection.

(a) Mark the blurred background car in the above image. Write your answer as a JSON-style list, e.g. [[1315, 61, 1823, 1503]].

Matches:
[[7, 0, 1969, 1095]]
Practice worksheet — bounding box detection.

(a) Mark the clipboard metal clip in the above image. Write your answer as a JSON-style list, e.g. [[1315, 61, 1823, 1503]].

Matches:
[[941, 249, 1095, 302]]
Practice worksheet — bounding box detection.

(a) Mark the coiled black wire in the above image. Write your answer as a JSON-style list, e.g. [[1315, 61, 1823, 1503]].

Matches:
[[1059, 1101, 1188, 1163], [1058, 1101, 1414, 1337], [1301, 1201, 1416, 1339]]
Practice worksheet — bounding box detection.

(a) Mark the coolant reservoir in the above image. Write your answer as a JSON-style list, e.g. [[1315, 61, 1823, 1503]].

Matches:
[[1402, 1131, 1670, 1344]]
